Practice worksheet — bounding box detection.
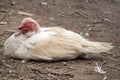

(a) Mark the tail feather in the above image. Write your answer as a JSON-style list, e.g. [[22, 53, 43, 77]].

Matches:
[[82, 41, 113, 53]]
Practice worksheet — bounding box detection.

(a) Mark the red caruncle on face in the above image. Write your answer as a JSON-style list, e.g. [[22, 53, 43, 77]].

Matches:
[[19, 21, 37, 33]]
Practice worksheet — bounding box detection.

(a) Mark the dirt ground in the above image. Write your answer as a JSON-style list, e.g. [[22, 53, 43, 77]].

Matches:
[[0, 0, 120, 80]]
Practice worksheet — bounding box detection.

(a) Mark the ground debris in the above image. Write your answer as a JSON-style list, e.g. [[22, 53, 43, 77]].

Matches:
[[1, 61, 13, 69], [113, 55, 120, 58], [0, 10, 6, 13], [5, 30, 16, 33], [0, 22, 7, 25], [73, 11, 88, 19], [0, 14, 6, 22], [101, 18, 115, 25], [0, 43, 3, 47], [10, 0, 16, 5], [21, 60, 27, 64], [41, 2, 48, 5], [106, 64, 120, 70], [17, 11, 34, 16], [31, 68, 74, 78], [102, 76, 107, 80], [94, 62, 107, 74], [85, 32, 89, 36]]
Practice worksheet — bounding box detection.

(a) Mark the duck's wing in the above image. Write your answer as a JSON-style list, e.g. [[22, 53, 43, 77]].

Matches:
[[27, 28, 83, 61], [31, 36, 82, 61]]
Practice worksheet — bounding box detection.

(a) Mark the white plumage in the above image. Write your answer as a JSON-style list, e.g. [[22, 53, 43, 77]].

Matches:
[[4, 18, 113, 61]]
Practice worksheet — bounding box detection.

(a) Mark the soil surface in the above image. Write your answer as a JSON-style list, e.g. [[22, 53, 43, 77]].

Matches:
[[0, 0, 120, 80]]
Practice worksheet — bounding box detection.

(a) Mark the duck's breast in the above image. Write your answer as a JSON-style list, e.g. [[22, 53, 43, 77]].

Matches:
[[4, 33, 27, 57]]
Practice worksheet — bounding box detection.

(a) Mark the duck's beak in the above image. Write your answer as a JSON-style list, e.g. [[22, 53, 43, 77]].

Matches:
[[14, 31, 23, 37], [18, 25, 24, 30], [14, 26, 23, 36]]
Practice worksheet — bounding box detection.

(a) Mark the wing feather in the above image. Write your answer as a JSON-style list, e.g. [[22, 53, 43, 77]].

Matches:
[[31, 33, 83, 60]]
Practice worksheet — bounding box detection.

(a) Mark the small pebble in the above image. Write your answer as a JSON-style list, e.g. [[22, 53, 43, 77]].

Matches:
[[85, 33, 89, 36], [21, 60, 26, 63], [11, 0, 16, 5], [49, 17, 55, 20], [102, 76, 107, 80], [103, 11, 111, 14], [9, 70, 12, 73], [88, 28, 92, 31], [80, 32, 83, 35], [86, 0, 89, 3], [63, 62, 67, 65], [41, 2, 47, 5]]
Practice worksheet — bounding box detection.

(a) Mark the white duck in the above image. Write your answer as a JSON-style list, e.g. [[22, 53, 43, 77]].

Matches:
[[4, 18, 113, 61]]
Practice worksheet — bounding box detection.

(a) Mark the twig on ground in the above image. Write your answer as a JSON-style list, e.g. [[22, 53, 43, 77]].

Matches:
[[113, 55, 120, 58], [5, 30, 16, 33], [102, 18, 115, 24], [101, 61, 107, 66], [108, 57, 120, 62], [74, 11, 88, 19], [0, 10, 6, 13], [31, 68, 73, 77], [0, 14, 6, 22], [106, 65, 120, 70], [0, 22, 7, 25], [17, 11, 34, 16], [2, 62, 13, 69]]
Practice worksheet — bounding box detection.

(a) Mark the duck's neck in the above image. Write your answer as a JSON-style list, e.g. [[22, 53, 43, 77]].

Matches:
[[35, 23, 41, 33]]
